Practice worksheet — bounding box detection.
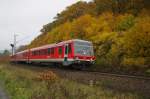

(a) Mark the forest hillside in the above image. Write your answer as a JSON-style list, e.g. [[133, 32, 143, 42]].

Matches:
[[28, 0, 150, 72]]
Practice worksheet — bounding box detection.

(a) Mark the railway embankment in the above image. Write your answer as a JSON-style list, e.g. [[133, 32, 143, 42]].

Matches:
[[46, 67, 150, 98], [5, 63, 150, 99], [0, 64, 149, 99]]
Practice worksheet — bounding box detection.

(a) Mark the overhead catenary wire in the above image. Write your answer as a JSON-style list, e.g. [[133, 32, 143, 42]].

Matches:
[[12, 33, 39, 54]]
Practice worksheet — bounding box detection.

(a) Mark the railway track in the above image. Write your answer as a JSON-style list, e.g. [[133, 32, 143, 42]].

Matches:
[[82, 70, 150, 80], [12, 63, 150, 81], [8, 63, 150, 98]]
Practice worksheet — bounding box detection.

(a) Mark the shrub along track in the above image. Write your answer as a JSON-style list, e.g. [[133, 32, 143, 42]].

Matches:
[[9, 63, 150, 98]]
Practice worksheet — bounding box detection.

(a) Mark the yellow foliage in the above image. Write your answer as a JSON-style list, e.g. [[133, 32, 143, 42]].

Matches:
[[122, 57, 146, 68], [72, 14, 94, 39], [123, 15, 150, 57], [28, 12, 150, 69]]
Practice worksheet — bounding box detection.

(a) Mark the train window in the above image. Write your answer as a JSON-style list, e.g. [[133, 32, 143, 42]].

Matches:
[[34, 51, 36, 55], [34, 51, 36, 56], [41, 50, 44, 55], [48, 48, 51, 54], [58, 46, 62, 54], [51, 48, 54, 54], [38, 50, 40, 55], [36, 51, 38, 55], [39, 51, 41, 55], [36, 51, 39, 55], [44, 50, 46, 55], [40, 50, 43, 55], [32, 52, 34, 56], [32, 51, 35, 56]]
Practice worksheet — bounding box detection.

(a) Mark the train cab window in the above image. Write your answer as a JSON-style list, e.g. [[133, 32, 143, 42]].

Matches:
[[58, 46, 62, 54], [48, 48, 51, 55]]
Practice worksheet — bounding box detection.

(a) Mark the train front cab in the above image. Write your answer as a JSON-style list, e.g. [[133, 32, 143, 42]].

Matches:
[[63, 40, 95, 67]]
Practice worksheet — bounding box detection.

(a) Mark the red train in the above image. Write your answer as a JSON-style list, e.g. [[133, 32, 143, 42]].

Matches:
[[11, 39, 95, 68]]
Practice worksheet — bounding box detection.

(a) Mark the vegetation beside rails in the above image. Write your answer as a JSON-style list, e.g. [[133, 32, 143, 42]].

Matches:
[[89, 61, 150, 77], [0, 63, 144, 99]]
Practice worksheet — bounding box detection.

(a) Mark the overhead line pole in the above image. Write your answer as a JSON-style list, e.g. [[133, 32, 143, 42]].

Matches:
[[11, 34, 31, 55], [13, 34, 18, 55]]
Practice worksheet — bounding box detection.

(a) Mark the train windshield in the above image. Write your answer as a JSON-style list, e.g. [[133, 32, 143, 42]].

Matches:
[[74, 41, 94, 56]]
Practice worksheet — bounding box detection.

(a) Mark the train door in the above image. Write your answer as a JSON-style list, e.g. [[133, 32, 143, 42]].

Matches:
[[63, 43, 73, 66], [68, 43, 72, 58], [64, 44, 68, 62]]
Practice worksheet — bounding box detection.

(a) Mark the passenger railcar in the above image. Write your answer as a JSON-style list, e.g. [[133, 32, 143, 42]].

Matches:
[[11, 39, 95, 67]]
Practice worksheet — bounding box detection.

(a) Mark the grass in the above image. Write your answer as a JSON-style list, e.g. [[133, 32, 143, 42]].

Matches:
[[0, 63, 144, 99]]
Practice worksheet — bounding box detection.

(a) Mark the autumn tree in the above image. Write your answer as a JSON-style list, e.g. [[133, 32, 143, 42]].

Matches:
[[122, 15, 150, 68], [28, 0, 150, 72]]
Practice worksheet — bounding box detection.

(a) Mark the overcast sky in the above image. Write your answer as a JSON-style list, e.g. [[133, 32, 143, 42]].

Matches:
[[0, 0, 91, 51]]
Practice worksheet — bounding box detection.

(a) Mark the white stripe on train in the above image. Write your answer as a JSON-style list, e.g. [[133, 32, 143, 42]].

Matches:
[[11, 58, 93, 62]]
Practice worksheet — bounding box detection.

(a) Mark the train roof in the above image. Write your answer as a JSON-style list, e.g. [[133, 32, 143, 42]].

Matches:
[[30, 39, 92, 51], [15, 39, 92, 53], [16, 49, 28, 54]]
